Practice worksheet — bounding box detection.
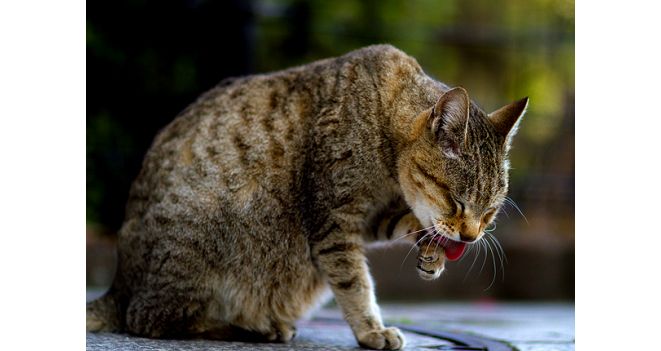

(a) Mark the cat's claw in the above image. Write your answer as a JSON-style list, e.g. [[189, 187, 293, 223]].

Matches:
[[357, 327, 405, 350]]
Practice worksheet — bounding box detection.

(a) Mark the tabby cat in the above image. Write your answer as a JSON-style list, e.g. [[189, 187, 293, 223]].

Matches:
[[86, 44, 527, 350]]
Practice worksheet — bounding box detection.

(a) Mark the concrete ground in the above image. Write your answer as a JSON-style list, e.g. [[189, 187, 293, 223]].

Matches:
[[87, 289, 573, 351]]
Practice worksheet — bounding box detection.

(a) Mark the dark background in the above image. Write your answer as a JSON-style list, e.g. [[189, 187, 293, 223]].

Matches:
[[87, 0, 574, 301]]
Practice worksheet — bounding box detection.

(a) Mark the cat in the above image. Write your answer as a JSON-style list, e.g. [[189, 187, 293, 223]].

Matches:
[[86, 44, 527, 350]]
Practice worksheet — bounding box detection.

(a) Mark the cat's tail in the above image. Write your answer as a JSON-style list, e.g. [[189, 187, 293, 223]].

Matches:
[[86, 291, 122, 332]]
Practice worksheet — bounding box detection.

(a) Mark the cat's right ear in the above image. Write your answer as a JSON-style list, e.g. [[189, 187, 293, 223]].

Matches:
[[429, 87, 470, 158], [488, 96, 528, 151]]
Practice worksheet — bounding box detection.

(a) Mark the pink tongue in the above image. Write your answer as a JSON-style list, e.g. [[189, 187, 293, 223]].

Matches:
[[433, 236, 467, 261]]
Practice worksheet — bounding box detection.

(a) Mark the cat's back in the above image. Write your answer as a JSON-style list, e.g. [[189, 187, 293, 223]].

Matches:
[[126, 64, 321, 222], [126, 44, 423, 221]]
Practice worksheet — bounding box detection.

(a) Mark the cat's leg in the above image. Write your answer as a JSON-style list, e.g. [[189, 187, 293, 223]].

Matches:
[[123, 260, 295, 341], [125, 288, 206, 338], [370, 210, 444, 279], [371, 210, 424, 244], [313, 228, 405, 350], [121, 230, 212, 339]]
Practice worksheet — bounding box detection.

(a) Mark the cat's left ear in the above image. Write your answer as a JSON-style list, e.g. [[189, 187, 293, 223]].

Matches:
[[488, 97, 529, 150]]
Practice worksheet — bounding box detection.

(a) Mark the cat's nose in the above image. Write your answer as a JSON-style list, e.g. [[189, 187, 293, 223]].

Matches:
[[459, 221, 480, 242]]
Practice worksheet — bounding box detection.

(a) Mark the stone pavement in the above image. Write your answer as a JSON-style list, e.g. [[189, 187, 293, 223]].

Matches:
[[87, 291, 574, 350]]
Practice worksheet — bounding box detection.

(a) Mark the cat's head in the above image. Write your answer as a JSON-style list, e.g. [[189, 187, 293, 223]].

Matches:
[[398, 87, 527, 263]]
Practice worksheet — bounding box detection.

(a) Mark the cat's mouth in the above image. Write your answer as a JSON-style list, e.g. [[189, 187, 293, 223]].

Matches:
[[432, 235, 467, 261], [419, 231, 467, 261]]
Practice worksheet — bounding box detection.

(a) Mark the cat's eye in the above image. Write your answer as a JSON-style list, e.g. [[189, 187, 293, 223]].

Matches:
[[454, 198, 465, 215]]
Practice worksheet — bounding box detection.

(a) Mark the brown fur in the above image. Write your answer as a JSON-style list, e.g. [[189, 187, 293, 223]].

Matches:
[[87, 44, 526, 350]]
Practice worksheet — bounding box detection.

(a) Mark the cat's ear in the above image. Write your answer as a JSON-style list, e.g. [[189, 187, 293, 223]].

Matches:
[[429, 87, 470, 158], [488, 97, 528, 150]]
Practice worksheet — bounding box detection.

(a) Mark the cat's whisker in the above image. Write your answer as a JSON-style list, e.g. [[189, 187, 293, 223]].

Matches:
[[423, 231, 437, 257], [478, 239, 488, 276], [463, 240, 481, 282], [485, 222, 497, 233], [489, 235, 505, 283], [391, 225, 435, 244], [504, 196, 528, 224], [484, 237, 498, 291], [425, 230, 442, 257], [493, 235, 506, 279], [406, 225, 436, 236], [490, 233, 508, 264], [400, 229, 433, 269], [488, 235, 504, 282], [430, 231, 444, 256], [458, 241, 475, 262], [459, 245, 469, 262], [486, 234, 505, 284]]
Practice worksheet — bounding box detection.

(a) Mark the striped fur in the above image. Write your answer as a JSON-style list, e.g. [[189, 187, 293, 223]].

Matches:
[[86, 45, 526, 350]]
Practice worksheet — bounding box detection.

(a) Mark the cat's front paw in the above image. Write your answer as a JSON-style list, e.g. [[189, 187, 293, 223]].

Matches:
[[416, 240, 445, 280], [265, 323, 297, 342], [357, 327, 405, 350]]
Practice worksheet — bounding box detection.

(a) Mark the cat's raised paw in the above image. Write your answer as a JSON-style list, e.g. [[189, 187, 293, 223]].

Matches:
[[357, 327, 405, 350], [416, 240, 446, 280]]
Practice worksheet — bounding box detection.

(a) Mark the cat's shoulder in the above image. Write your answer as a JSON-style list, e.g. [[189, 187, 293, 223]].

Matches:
[[347, 44, 409, 60], [343, 44, 423, 75]]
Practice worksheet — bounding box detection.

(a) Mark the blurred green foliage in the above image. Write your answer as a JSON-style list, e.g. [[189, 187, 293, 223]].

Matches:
[[255, 0, 574, 144]]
